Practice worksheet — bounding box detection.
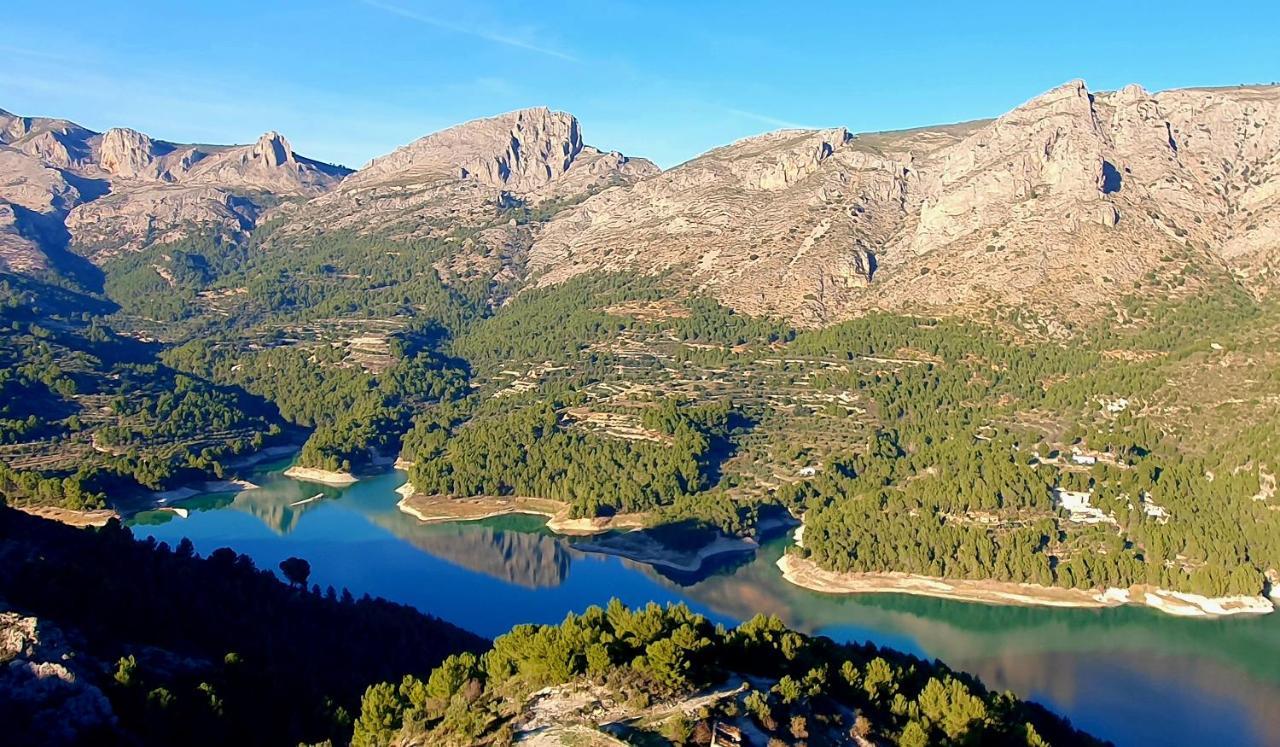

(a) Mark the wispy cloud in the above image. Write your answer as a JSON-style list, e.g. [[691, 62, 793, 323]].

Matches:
[[721, 107, 818, 131], [357, 0, 578, 62], [0, 43, 91, 65]]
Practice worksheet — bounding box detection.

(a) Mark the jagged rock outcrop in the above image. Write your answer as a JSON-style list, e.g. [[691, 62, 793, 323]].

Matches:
[[908, 80, 1113, 247], [530, 123, 956, 322], [531, 81, 1280, 324], [0, 147, 82, 213], [97, 127, 167, 180], [5, 82, 1278, 324], [0, 107, 350, 265], [267, 107, 657, 283], [0, 111, 97, 171], [346, 107, 589, 191], [181, 131, 348, 196]]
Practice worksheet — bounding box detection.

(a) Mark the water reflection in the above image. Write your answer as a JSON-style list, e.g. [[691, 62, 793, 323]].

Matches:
[[367, 511, 572, 589], [128, 467, 1280, 747]]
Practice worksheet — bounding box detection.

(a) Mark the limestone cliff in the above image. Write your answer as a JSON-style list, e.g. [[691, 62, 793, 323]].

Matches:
[[267, 107, 658, 284], [0, 107, 350, 268], [4, 82, 1279, 325], [531, 81, 1280, 324]]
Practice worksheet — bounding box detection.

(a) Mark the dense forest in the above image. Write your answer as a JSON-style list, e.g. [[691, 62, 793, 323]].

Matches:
[[405, 397, 738, 517], [4, 224, 1279, 602], [0, 505, 485, 746], [352, 599, 1102, 746], [163, 323, 469, 473], [776, 284, 1280, 598], [0, 274, 283, 505]]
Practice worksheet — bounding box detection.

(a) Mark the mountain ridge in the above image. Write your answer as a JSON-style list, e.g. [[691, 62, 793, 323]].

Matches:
[[531, 79, 1280, 325], [0, 109, 350, 270], [3, 80, 1278, 326]]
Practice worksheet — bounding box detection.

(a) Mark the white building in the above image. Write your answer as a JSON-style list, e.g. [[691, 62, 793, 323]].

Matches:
[[1052, 488, 1115, 525]]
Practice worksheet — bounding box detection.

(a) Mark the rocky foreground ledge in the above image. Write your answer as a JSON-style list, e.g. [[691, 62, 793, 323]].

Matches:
[[776, 553, 1275, 618]]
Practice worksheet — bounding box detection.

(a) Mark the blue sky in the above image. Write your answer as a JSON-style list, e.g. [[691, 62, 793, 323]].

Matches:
[[2, 1, 1277, 169]]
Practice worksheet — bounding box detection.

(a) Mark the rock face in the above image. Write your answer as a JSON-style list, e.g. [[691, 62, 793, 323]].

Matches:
[[267, 107, 658, 283], [531, 81, 1280, 324], [337, 107, 657, 199], [530, 122, 965, 322], [0, 107, 350, 268], [97, 127, 168, 180], [0, 609, 116, 745], [346, 107, 589, 191], [66, 187, 260, 258], [0, 201, 45, 272], [5, 83, 1279, 324]]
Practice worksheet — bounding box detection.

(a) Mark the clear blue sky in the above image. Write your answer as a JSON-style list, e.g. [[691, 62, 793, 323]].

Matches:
[[2, 1, 1277, 169]]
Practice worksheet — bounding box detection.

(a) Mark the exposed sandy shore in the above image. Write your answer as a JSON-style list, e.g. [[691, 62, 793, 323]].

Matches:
[[777, 553, 1274, 618], [153, 478, 259, 503], [396, 490, 646, 537], [283, 466, 359, 486], [546, 513, 648, 536], [15, 505, 120, 527]]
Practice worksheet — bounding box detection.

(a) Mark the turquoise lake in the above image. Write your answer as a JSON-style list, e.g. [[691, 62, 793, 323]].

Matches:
[[128, 465, 1280, 747]]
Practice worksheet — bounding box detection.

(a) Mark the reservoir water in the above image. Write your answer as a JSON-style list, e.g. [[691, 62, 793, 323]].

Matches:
[[128, 465, 1280, 747]]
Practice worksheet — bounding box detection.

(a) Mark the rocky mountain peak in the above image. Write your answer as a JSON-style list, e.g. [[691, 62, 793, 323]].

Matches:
[[0, 111, 32, 143], [253, 131, 294, 168], [343, 106, 591, 193], [528, 80, 1280, 325], [0, 106, 351, 268], [98, 127, 162, 179], [1029, 78, 1090, 105], [907, 78, 1118, 251]]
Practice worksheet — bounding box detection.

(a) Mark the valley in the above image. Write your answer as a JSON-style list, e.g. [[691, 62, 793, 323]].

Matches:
[[4, 77, 1280, 746]]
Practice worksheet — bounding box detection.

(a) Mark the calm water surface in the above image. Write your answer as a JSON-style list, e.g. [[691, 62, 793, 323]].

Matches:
[[129, 466, 1280, 747]]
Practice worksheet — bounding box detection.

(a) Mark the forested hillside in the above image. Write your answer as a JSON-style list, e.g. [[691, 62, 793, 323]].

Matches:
[[352, 600, 1103, 746], [4, 226, 1278, 604], [780, 278, 1280, 598], [0, 274, 284, 506]]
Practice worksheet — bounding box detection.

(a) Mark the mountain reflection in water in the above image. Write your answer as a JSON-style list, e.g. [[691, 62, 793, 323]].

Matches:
[[367, 512, 572, 589]]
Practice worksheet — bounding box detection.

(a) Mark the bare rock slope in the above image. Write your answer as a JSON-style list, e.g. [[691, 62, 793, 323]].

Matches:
[[268, 107, 658, 282], [0, 107, 350, 269], [531, 81, 1280, 324], [5, 83, 1278, 325]]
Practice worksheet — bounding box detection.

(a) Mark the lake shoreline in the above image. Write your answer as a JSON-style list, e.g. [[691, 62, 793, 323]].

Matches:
[[153, 478, 260, 504], [15, 504, 119, 527], [283, 465, 360, 486], [776, 553, 1275, 618], [396, 490, 647, 537]]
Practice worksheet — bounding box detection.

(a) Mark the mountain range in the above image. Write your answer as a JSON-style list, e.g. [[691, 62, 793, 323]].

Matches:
[[3, 79, 1278, 325]]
